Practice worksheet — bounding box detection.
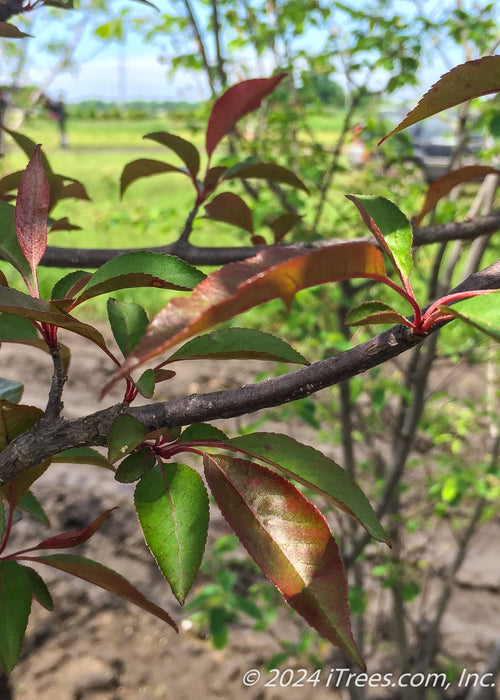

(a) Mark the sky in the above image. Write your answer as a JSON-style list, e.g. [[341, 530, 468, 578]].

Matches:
[[3, 0, 498, 104]]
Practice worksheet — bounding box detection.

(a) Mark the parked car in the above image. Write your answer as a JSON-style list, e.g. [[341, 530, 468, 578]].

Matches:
[[347, 113, 489, 183]]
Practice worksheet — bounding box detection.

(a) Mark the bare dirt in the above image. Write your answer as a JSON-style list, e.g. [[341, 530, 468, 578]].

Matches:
[[1, 328, 500, 700]]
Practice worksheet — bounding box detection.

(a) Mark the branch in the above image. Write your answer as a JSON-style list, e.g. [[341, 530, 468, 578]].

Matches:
[[1, 260, 499, 486], [38, 211, 500, 269]]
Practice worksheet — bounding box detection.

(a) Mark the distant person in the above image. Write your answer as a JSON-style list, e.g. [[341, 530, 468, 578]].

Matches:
[[0, 91, 7, 156], [44, 94, 69, 148]]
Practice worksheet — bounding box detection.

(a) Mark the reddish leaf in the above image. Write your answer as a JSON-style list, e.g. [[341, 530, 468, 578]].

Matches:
[[110, 242, 385, 380], [204, 454, 364, 667], [379, 56, 500, 144], [206, 74, 287, 158], [223, 163, 309, 193], [120, 159, 189, 198], [25, 508, 116, 551], [413, 166, 500, 225], [270, 213, 303, 243], [204, 192, 253, 234], [144, 132, 200, 178], [251, 234, 267, 245], [14, 145, 50, 280], [0, 22, 32, 38], [25, 554, 178, 631], [345, 301, 412, 328], [48, 216, 82, 232], [203, 166, 227, 194]]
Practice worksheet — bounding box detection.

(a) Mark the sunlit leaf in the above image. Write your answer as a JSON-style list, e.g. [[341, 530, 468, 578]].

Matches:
[[206, 74, 287, 157], [204, 192, 253, 234], [0, 561, 32, 673], [112, 242, 385, 380], [228, 433, 387, 542], [120, 158, 189, 197], [77, 252, 205, 302], [345, 301, 411, 327], [413, 166, 500, 225], [379, 56, 500, 144], [347, 195, 413, 286], [26, 554, 178, 630], [439, 291, 500, 341], [108, 414, 148, 464], [135, 463, 209, 604], [168, 328, 308, 365], [51, 270, 92, 301], [144, 132, 200, 178], [204, 454, 364, 667]]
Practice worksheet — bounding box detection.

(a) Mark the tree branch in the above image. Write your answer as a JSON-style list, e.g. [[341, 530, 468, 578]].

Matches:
[[1, 260, 498, 486], [38, 211, 500, 269]]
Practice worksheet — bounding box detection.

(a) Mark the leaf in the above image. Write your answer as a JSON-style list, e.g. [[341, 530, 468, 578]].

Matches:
[[26, 554, 178, 631], [178, 424, 228, 443], [113, 242, 385, 380], [52, 447, 113, 470], [107, 298, 149, 357], [0, 22, 32, 38], [0, 201, 32, 283], [228, 433, 387, 543], [0, 378, 23, 403], [224, 163, 309, 193], [115, 448, 156, 483], [206, 74, 287, 157], [439, 291, 500, 341], [2, 130, 53, 176], [51, 271, 92, 301], [108, 414, 148, 464], [345, 301, 412, 328], [17, 490, 50, 526], [136, 369, 155, 398], [29, 508, 116, 551], [270, 213, 303, 243], [346, 195, 413, 286], [144, 133, 200, 178], [168, 328, 308, 365], [0, 313, 38, 340], [49, 216, 82, 232], [120, 158, 189, 197], [413, 166, 500, 225], [77, 252, 205, 302], [379, 56, 500, 144], [135, 462, 209, 604], [204, 192, 253, 234], [0, 287, 110, 351], [0, 401, 42, 452], [203, 166, 227, 193], [48, 175, 90, 210], [203, 454, 364, 668], [24, 567, 54, 611], [0, 561, 32, 673], [14, 145, 49, 280]]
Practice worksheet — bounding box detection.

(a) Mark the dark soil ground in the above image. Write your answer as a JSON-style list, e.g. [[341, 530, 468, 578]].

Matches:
[[1, 328, 499, 700]]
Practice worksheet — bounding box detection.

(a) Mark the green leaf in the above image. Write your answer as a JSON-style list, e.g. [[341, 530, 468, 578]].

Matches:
[[0, 201, 32, 284], [0, 378, 23, 403], [345, 301, 411, 327], [209, 607, 229, 649], [203, 454, 364, 668], [18, 490, 50, 525], [108, 414, 147, 464], [52, 447, 113, 470], [179, 424, 228, 443], [77, 252, 205, 302], [439, 291, 500, 341], [27, 554, 178, 630], [0, 561, 32, 673], [134, 463, 209, 604], [51, 271, 92, 301], [24, 567, 54, 611], [0, 313, 38, 340], [347, 195, 413, 286], [120, 158, 189, 197], [144, 133, 200, 178], [136, 369, 155, 398], [168, 328, 308, 365], [228, 433, 387, 543], [107, 298, 149, 357], [224, 162, 309, 193], [379, 56, 500, 144], [0, 22, 32, 38], [204, 192, 253, 234], [115, 448, 156, 483]]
